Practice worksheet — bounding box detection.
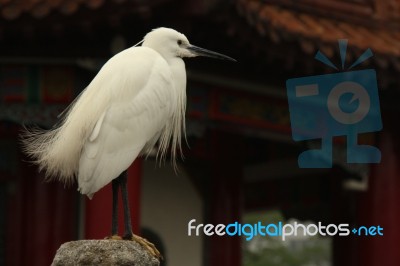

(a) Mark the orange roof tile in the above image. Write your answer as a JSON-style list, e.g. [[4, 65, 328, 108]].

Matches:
[[0, 0, 117, 20], [237, 0, 400, 70]]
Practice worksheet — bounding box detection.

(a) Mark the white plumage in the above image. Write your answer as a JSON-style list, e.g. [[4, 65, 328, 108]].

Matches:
[[22, 27, 234, 199]]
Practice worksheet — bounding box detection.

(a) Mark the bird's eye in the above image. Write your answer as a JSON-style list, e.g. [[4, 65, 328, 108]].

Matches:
[[177, 40, 183, 45]]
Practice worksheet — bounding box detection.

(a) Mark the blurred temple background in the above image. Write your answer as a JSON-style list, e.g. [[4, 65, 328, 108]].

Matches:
[[1, 0, 400, 265]]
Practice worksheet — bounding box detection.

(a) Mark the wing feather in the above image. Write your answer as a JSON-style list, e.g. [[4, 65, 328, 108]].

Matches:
[[89, 111, 106, 142]]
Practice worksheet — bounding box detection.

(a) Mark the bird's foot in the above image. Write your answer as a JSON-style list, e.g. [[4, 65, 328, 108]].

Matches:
[[124, 233, 162, 260], [105, 235, 123, 240]]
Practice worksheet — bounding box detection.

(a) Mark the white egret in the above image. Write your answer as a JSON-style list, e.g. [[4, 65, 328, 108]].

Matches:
[[22, 27, 235, 259]]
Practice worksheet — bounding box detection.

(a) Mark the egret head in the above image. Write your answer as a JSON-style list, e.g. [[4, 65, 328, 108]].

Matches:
[[142, 27, 236, 62]]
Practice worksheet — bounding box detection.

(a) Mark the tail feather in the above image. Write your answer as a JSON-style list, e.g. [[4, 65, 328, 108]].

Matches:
[[21, 124, 81, 184], [20, 78, 109, 184], [20, 90, 95, 184]]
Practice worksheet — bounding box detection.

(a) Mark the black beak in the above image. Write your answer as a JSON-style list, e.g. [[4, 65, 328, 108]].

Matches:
[[187, 45, 236, 62]]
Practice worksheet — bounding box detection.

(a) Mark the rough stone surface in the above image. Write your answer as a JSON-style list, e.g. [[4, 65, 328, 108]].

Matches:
[[51, 240, 160, 266]]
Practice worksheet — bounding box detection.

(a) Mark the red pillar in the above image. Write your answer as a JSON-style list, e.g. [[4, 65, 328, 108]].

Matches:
[[6, 160, 77, 266], [357, 132, 400, 266], [331, 171, 358, 266], [85, 159, 142, 238], [209, 131, 243, 266]]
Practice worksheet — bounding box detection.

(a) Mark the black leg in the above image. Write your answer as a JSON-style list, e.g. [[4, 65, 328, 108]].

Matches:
[[111, 170, 161, 259], [120, 171, 133, 239], [111, 175, 120, 236]]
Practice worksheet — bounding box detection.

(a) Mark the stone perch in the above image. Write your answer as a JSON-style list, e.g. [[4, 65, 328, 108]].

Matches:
[[52, 240, 160, 266]]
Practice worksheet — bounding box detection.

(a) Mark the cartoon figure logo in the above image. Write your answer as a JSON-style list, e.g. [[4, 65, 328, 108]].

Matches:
[[286, 40, 382, 168]]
